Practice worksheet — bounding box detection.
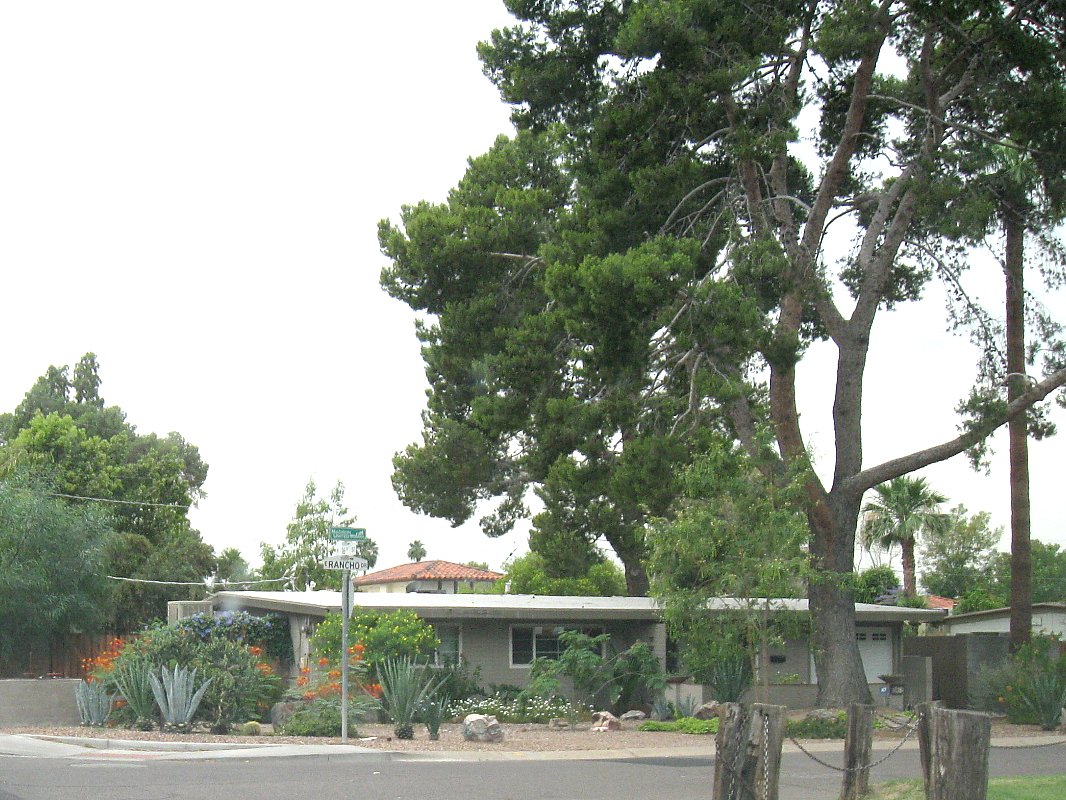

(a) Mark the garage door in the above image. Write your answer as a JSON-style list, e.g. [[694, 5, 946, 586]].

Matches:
[[855, 628, 893, 681]]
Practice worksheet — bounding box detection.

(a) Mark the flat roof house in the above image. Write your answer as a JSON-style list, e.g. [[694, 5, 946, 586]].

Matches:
[[183, 591, 944, 707]]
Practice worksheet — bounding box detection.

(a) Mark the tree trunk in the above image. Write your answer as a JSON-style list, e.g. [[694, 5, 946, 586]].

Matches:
[[810, 495, 874, 707], [901, 539, 917, 598], [1004, 207, 1031, 652]]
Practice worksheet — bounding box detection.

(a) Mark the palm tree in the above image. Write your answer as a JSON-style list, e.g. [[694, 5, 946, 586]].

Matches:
[[354, 538, 379, 569], [860, 477, 949, 599], [407, 540, 427, 563]]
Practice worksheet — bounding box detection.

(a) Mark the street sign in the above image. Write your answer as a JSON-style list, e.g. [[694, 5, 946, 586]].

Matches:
[[329, 527, 367, 541], [322, 555, 368, 571], [330, 539, 364, 556]]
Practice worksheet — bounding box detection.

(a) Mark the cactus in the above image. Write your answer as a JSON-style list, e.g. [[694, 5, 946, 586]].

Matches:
[[74, 680, 115, 727], [150, 664, 213, 732]]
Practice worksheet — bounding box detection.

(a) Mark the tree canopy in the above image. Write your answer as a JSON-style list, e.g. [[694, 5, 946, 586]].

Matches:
[[493, 550, 627, 596], [0, 354, 214, 630], [0, 474, 114, 667], [381, 1, 1066, 706], [258, 479, 374, 590], [919, 505, 1001, 600]]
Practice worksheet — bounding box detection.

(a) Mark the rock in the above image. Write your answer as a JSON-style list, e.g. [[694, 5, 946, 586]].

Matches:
[[590, 711, 621, 731], [693, 702, 720, 720], [805, 708, 843, 722], [548, 718, 570, 729], [620, 710, 646, 722], [270, 701, 300, 729], [463, 713, 504, 743]]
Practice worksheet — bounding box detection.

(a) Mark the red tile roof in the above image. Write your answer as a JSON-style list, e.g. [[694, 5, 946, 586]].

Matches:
[[354, 560, 503, 587], [924, 594, 957, 610]]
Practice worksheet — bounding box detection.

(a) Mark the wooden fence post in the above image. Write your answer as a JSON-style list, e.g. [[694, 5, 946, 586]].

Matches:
[[714, 702, 786, 800], [840, 703, 874, 800], [917, 705, 991, 800]]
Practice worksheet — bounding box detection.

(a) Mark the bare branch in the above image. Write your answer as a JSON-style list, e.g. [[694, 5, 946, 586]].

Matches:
[[845, 367, 1066, 495]]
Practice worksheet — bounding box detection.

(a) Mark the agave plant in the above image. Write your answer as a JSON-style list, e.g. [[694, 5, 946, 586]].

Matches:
[[111, 658, 158, 729], [378, 657, 442, 740], [150, 664, 213, 732], [74, 680, 115, 727], [1017, 671, 1066, 731]]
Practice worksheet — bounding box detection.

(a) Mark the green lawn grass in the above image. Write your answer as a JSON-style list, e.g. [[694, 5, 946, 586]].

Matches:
[[868, 774, 1066, 800]]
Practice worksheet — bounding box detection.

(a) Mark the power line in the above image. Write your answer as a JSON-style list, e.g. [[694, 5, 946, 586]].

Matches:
[[47, 491, 191, 510], [107, 575, 293, 589]]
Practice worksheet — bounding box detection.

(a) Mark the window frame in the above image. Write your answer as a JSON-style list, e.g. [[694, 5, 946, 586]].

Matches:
[[508, 624, 605, 668], [432, 623, 462, 667]]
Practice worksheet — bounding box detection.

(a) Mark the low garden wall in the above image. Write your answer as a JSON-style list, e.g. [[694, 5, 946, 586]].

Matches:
[[0, 679, 80, 727]]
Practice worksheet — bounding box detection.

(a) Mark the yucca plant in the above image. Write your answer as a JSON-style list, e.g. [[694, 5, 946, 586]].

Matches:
[[150, 664, 213, 732], [420, 693, 450, 740], [111, 659, 158, 729], [74, 680, 115, 727], [378, 657, 442, 740]]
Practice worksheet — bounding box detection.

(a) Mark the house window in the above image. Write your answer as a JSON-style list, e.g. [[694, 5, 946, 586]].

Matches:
[[510, 625, 604, 667], [433, 624, 461, 666]]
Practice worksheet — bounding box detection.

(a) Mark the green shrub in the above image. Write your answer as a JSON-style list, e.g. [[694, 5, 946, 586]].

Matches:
[[432, 660, 483, 705], [786, 713, 848, 739], [113, 625, 284, 733], [613, 642, 668, 712], [311, 610, 438, 675], [279, 699, 369, 737], [175, 611, 291, 664], [970, 641, 1066, 727], [239, 721, 262, 736], [639, 716, 719, 735]]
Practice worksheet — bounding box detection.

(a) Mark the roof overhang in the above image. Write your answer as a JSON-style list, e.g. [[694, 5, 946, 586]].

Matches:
[[210, 591, 947, 624]]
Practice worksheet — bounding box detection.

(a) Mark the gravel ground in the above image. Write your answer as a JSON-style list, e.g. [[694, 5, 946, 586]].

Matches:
[[0, 721, 711, 752], [2, 715, 1057, 753]]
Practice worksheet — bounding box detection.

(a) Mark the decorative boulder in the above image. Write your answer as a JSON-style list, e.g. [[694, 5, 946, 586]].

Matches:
[[693, 702, 721, 720], [590, 710, 622, 731], [620, 710, 646, 722], [270, 701, 300, 729], [463, 714, 504, 743]]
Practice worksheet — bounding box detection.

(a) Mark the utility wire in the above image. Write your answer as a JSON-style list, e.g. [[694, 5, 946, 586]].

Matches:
[[107, 575, 293, 588], [47, 491, 191, 510]]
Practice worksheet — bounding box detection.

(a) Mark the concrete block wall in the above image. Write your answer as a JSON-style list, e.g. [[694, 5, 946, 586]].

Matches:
[[0, 679, 81, 726]]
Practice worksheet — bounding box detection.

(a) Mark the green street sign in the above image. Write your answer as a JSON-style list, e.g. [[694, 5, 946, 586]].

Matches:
[[329, 527, 367, 542]]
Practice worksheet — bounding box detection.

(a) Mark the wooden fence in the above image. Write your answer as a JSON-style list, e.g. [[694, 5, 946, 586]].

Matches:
[[0, 633, 127, 679]]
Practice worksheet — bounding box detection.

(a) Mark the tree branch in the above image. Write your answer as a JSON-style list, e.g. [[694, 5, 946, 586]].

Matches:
[[844, 367, 1066, 495]]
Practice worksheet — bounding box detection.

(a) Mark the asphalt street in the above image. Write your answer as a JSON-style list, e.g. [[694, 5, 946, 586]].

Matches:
[[1, 734, 1064, 800]]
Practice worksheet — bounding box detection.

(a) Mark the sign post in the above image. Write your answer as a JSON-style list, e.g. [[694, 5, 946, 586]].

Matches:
[[327, 527, 367, 743]]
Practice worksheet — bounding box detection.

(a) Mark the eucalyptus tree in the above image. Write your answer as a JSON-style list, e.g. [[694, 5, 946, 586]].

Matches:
[[382, 1, 1066, 705], [258, 479, 369, 591]]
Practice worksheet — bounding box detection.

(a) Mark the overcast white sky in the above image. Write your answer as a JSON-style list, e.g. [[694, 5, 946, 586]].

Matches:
[[0, 2, 1062, 579]]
